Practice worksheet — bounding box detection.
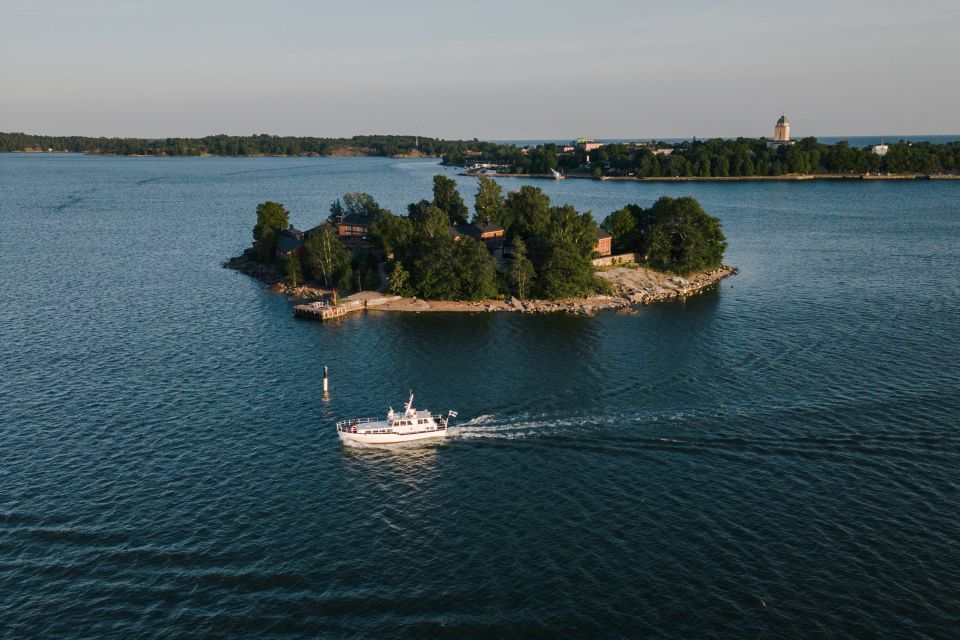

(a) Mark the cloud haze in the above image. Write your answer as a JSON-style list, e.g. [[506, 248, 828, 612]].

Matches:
[[1, 0, 958, 138]]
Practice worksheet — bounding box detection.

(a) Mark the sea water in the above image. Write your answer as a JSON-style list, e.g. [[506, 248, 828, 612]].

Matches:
[[1, 154, 958, 638]]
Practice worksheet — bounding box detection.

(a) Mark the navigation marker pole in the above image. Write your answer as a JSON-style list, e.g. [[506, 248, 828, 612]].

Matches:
[[323, 365, 330, 401]]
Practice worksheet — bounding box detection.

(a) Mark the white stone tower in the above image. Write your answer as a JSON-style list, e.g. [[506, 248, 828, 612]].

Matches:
[[774, 115, 791, 142]]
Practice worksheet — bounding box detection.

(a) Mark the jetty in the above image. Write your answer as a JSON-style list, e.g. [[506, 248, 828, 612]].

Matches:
[[293, 291, 400, 321]]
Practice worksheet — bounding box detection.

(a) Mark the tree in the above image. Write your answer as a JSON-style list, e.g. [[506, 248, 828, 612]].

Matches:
[[409, 202, 451, 240], [252, 201, 289, 262], [538, 240, 596, 299], [368, 210, 412, 257], [342, 192, 382, 218], [545, 205, 597, 257], [432, 175, 469, 224], [451, 237, 499, 300], [505, 185, 551, 238], [474, 175, 505, 224], [304, 225, 351, 288], [635, 196, 727, 274], [509, 237, 535, 300], [602, 206, 639, 253], [410, 236, 458, 300], [328, 198, 345, 223], [284, 255, 303, 286], [386, 261, 411, 296]]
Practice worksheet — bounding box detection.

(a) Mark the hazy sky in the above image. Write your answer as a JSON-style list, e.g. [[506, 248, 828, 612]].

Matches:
[[2, 0, 958, 139]]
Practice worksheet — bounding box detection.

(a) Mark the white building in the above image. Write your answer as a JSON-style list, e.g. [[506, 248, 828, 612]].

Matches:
[[872, 144, 889, 156], [767, 114, 796, 149]]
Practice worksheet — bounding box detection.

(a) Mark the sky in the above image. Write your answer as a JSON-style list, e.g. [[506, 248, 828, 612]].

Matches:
[[1, 0, 959, 139]]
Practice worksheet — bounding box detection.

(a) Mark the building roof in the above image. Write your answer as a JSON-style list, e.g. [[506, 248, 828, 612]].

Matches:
[[341, 212, 374, 226], [470, 220, 504, 235], [276, 226, 304, 254], [595, 227, 612, 240], [453, 221, 505, 238], [777, 115, 789, 125]]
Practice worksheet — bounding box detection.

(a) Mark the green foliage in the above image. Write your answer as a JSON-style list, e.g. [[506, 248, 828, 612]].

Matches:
[[432, 175, 469, 224], [368, 210, 412, 257], [451, 237, 500, 300], [504, 185, 551, 238], [602, 206, 639, 253], [408, 201, 451, 240], [440, 135, 960, 178], [509, 237, 535, 300], [350, 248, 381, 292], [328, 199, 345, 222], [0, 132, 507, 159], [386, 261, 412, 296], [626, 196, 727, 274], [538, 240, 597, 299], [284, 256, 303, 286], [5, 132, 958, 177], [473, 175, 505, 224], [303, 224, 351, 288], [252, 202, 289, 262], [545, 205, 597, 257], [410, 236, 458, 300], [342, 192, 382, 218]]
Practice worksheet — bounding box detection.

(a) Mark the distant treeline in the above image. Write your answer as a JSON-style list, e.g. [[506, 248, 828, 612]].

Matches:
[[0, 132, 495, 158], [450, 138, 960, 177]]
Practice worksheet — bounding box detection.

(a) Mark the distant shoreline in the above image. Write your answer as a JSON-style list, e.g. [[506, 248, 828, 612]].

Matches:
[[3, 150, 439, 159], [461, 171, 960, 182]]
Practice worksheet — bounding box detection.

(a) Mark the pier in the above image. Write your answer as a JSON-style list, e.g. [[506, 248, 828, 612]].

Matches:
[[293, 292, 400, 321]]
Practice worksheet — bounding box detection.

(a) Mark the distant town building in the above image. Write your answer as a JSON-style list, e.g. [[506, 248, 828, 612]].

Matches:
[[767, 114, 796, 149], [576, 137, 605, 152], [872, 144, 889, 156], [594, 228, 612, 257]]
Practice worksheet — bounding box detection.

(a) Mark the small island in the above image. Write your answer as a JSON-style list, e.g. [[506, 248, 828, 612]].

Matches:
[[227, 175, 734, 317]]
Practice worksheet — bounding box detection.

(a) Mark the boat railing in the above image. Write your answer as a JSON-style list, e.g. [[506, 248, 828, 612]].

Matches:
[[336, 417, 377, 431]]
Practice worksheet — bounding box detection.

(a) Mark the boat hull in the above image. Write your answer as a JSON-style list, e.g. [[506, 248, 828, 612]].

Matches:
[[337, 429, 448, 446]]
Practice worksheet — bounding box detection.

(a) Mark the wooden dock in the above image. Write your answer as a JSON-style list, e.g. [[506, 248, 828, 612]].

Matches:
[[293, 293, 400, 321]]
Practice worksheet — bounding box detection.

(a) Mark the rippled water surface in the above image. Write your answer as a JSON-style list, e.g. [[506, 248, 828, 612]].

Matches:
[[2, 155, 959, 638]]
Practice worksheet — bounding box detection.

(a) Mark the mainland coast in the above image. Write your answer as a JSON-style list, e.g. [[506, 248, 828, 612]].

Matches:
[[462, 171, 960, 182]]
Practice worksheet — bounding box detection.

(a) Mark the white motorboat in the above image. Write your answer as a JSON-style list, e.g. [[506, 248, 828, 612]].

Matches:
[[336, 392, 456, 445]]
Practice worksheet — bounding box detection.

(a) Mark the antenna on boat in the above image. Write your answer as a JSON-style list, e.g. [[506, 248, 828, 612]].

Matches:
[[405, 390, 414, 415]]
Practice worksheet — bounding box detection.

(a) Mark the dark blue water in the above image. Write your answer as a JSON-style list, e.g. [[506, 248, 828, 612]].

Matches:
[[2, 155, 959, 638]]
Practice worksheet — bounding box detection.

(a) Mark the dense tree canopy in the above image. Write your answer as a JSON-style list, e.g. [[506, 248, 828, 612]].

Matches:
[[252, 201, 289, 262], [432, 175, 469, 225], [444, 136, 960, 178], [304, 224, 352, 288], [244, 177, 726, 301], [504, 186, 551, 238], [473, 175, 505, 224], [603, 196, 727, 274], [0, 132, 500, 158]]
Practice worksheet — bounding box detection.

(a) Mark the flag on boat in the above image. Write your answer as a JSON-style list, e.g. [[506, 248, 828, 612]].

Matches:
[[448, 411, 458, 417]]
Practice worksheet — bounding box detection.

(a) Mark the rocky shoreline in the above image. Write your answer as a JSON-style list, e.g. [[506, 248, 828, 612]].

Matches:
[[226, 254, 737, 316], [373, 265, 736, 315]]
